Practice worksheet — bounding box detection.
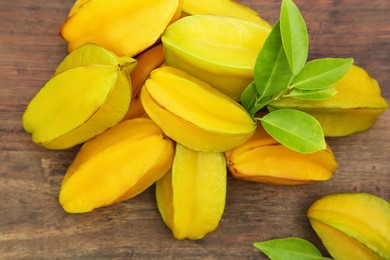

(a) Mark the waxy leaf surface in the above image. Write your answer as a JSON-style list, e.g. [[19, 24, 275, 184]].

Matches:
[[241, 81, 259, 114], [280, 0, 308, 75], [260, 109, 326, 153], [292, 58, 354, 90], [290, 87, 337, 100], [252, 21, 292, 113], [254, 237, 331, 260]]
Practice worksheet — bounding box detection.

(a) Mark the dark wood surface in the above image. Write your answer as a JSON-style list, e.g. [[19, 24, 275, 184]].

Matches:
[[1, 0, 389, 259]]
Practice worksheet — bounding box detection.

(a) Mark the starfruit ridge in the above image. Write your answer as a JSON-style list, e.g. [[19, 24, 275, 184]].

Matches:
[[141, 66, 256, 152], [156, 143, 226, 240], [59, 118, 175, 213]]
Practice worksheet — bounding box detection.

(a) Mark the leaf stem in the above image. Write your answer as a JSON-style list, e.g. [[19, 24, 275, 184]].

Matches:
[[270, 76, 295, 103]]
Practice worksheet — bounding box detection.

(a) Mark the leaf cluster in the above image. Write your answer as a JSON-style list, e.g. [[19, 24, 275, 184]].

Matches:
[[241, 0, 353, 153]]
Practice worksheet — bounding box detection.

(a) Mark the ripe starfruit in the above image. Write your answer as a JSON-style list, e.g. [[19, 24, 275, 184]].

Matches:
[[130, 44, 165, 98], [61, 0, 183, 57], [225, 123, 338, 185], [59, 118, 175, 213], [162, 14, 270, 100], [182, 0, 271, 28], [308, 193, 390, 260], [269, 65, 389, 136], [123, 44, 165, 120], [23, 44, 136, 149], [122, 97, 146, 121], [140, 66, 256, 152], [156, 143, 227, 240]]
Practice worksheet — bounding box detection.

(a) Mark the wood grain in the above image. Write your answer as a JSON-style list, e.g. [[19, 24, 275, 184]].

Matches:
[[1, 0, 389, 259]]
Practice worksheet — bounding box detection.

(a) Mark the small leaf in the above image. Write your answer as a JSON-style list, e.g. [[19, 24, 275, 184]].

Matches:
[[292, 58, 354, 90], [280, 0, 308, 75], [254, 20, 293, 105], [241, 81, 259, 113], [290, 87, 337, 100], [260, 109, 326, 153], [253, 237, 332, 260]]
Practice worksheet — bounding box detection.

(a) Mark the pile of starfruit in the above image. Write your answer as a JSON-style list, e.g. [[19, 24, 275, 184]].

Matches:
[[23, 0, 389, 255]]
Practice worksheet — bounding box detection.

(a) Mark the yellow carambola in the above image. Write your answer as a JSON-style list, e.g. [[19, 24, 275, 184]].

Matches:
[[182, 0, 271, 29], [140, 66, 256, 152], [60, 118, 175, 213], [269, 65, 389, 136], [122, 44, 165, 121], [55, 43, 137, 75], [308, 193, 390, 260], [67, 0, 90, 16], [162, 14, 270, 100], [61, 0, 183, 57], [23, 44, 136, 149], [225, 124, 338, 185], [156, 143, 226, 240]]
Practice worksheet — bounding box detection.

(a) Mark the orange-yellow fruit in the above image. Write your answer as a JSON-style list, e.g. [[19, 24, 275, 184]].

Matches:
[[23, 44, 135, 149], [308, 193, 390, 260], [122, 97, 146, 121], [61, 0, 183, 56], [182, 0, 271, 28], [269, 65, 389, 136], [162, 14, 270, 100], [130, 44, 165, 98], [122, 44, 165, 120], [59, 118, 174, 213], [225, 124, 338, 185], [141, 66, 256, 152], [156, 143, 226, 239]]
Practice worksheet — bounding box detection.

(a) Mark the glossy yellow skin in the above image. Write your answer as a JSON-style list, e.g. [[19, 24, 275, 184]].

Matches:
[[61, 0, 183, 57], [54, 43, 137, 75], [225, 124, 338, 185], [60, 118, 175, 213], [162, 15, 270, 100], [122, 44, 165, 120], [130, 44, 165, 98], [308, 193, 390, 259], [122, 97, 146, 121], [141, 66, 256, 152], [67, 0, 90, 17], [23, 44, 134, 149], [270, 65, 389, 136], [310, 220, 384, 260], [182, 0, 271, 29], [156, 143, 226, 240]]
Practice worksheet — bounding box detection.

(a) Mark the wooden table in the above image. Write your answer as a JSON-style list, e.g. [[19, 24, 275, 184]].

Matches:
[[1, 0, 389, 258]]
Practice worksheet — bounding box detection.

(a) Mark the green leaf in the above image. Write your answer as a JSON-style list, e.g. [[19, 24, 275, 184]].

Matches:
[[292, 58, 354, 90], [241, 81, 259, 116], [253, 237, 332, 260], [253, 20, 293, 106], [260, 109, 326, 153], [241, 82, 273, 117], [289, 87, 337, 100], [280, 0, 308, 75]]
